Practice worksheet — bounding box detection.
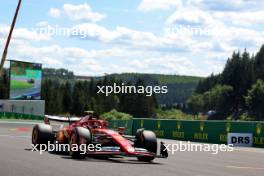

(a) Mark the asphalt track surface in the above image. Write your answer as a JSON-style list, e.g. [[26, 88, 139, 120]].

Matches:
[[0, 121, 264, 176]]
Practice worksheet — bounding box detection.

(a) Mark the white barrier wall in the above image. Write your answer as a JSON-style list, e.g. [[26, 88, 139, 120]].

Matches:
[[0, 100, 45, 116]]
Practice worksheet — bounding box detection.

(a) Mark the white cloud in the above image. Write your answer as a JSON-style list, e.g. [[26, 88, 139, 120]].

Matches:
[[0, 24, 51, 42], [48, 8, 61, 18], [63, 3, 106, 22], [36, 21, 49, 27], [71, 23, 192, 52], [166, 6, 215, 26], [164, 4, 264, 55], [71, 23, 117, 42], [139, 56, 204, 76], [73, 21, 256, 56], [41, 1, 264, 76], [12, 44, 100, 71], [187, 0, 263, 11], [138, 0, 182, 11], [214, 11, 264, 26], [202, 51, 230, 75], [13, 28, 51, 42], [3, 1, 264, 77], [4, 38, 207, 76]]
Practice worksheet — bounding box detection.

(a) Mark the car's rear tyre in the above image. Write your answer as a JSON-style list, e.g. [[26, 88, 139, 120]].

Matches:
[[135, 130, 157, 162], [69, 127, 92, 159], [32, 124, 54, 147]]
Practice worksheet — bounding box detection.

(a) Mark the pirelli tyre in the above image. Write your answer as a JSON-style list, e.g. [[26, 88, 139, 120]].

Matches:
[[135, 129, 157, 162], [32, 124, 54, 147], [69, 127, 92, 159]]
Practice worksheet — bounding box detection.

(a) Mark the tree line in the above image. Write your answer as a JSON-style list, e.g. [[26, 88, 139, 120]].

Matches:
[[107, 73, 201, 106], [42, 76, 158, 117], [0, 68, 157, 118], [0, 69, 9, 99], [187, 45, 264, 120]]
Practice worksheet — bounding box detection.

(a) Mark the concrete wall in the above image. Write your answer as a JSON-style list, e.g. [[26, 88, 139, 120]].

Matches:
[[0, 100, 45, 116]]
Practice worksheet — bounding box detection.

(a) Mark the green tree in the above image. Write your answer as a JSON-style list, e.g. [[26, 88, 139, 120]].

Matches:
[[0, 68, 9, 99], [134, 79, 156, 118], [221, 50, 255, 115], [71, 81, 86, 116], [61, 81, 72, 113], [100, 109, 132, 120], [204, 85, 234, 117], [195, 74, 221, 94], [254, 45, 264, 80], [88, 97, 98, 113], [187, 94, 204, 116], [41, 79, 52, 114], [245, 79, 264, 120]]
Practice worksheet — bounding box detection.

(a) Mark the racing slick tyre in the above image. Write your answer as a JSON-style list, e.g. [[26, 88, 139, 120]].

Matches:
[[69, 127, 92, 159], [135, 130, 157, 162], [32, 124, 54, 147]]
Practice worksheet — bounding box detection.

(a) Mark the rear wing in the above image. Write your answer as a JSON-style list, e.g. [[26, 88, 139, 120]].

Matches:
[[44, 115, 81, 131], [45, 115, 81, 123]]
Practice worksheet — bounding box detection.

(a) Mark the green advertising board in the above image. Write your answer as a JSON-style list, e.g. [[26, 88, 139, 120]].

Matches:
[[107, 119, 133, 135], [1, 112, 263, 147], [131, 118, 264, 148]]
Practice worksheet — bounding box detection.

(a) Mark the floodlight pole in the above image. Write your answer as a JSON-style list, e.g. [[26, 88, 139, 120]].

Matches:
[[0, 0, 22, 76]]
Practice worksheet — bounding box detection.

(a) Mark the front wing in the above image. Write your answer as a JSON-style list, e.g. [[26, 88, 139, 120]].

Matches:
[[86, 142, 168, 158]]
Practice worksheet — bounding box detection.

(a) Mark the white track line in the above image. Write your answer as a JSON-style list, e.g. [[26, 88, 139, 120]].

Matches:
[[234, 147, 264, 154], [0, 121, 40, 125], [227, 165, 264, 170], [0, 134, 30, 138]]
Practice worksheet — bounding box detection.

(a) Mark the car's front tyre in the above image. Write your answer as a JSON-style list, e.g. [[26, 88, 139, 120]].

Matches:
[[69, 127, 92, 159], [135, 129, 157, 162]]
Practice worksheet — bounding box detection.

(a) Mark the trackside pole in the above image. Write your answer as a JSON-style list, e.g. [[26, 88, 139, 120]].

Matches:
[[0, 0, 22, 76]]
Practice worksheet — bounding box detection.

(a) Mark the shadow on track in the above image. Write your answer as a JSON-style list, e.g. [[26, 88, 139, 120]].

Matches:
[[25, 148, 163, 165], [61, 155, 162, 165]]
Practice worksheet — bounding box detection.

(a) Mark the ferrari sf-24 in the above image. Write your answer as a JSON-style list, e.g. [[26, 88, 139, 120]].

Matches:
[[32, 114, 168, 162]]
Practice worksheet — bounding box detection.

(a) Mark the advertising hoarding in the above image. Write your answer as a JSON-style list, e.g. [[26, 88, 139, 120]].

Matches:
[[9, 60, 42, 100]]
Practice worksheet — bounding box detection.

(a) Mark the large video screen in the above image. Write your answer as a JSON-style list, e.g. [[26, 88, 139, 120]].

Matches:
[[9, 61, 42, 100]]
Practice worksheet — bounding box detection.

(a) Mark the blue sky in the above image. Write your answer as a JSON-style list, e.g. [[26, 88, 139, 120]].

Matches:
[[1, 0, 264, 76]]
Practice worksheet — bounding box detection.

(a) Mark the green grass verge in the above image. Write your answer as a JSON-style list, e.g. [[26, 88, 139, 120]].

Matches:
[[10, 80, 34, 90], [156, 108, 207, 120], [0, 113, 43, 121]]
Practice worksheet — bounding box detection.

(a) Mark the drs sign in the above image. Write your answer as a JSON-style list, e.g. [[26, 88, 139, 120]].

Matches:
[[228, 133, 253, 147]]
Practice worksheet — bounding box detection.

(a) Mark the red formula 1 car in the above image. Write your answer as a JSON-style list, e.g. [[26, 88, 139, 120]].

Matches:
[[32, 115, 168, 162]]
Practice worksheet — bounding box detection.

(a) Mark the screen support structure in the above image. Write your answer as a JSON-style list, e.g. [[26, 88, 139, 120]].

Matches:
[[0, 0, 23, 76]]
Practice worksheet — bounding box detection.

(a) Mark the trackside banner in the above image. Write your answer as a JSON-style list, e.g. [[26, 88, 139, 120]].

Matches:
[[227, 133, 253, 147], [127, 119, 264, 148], [1, 113, 263, 148]]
